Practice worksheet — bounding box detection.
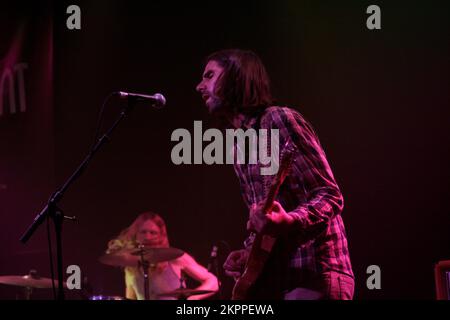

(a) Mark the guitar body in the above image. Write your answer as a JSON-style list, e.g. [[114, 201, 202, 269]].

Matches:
[[231, 141, 296, 300], [231, 234, 276, 300]]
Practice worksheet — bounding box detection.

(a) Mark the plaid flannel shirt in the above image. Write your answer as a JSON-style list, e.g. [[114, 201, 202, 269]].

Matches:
[[233, 106, 353, 292]]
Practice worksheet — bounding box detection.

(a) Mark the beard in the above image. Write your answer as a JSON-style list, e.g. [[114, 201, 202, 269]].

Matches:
[[206, 95, 224, 114], [205, 99, 239, 130]]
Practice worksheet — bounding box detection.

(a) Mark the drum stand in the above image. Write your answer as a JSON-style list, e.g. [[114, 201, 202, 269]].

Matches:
[[177, 273, 187, 300], [23, 287, 33, 300], [138, 245, 151, 300]]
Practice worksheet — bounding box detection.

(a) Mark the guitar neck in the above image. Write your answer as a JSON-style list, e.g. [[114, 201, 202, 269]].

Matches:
[[260, 141, 295, 214], [261, 182, 281, 214]]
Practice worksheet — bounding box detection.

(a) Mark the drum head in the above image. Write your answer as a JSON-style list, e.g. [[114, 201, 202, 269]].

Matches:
[[89, 295, 126, 300]]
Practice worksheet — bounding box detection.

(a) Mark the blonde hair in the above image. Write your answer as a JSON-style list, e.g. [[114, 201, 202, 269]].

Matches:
[[107, 212, 171, 276], [107, 212, 170, 252]]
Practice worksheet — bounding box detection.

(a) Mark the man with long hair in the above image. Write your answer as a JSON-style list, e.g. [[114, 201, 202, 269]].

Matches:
[[196, 49, 354, 299], [107, 212, 218, 300]]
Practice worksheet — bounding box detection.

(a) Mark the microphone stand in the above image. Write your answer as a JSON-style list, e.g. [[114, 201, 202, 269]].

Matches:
[[213, 256, 223, 299], [20, 97, 138, 300], [207, 245, 222, 299]]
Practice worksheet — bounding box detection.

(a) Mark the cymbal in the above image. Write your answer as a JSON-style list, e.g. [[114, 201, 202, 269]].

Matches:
[[99, 247, 184, 267], [0, 274, 63, 289], [157, 288, 215, 299]]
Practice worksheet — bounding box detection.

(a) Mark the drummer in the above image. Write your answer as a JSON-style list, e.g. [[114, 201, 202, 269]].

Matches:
[[106, 212, 219, 300]]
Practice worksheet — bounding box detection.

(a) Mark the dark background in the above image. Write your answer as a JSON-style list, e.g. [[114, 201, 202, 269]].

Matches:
[[1, 0, 449, 299]]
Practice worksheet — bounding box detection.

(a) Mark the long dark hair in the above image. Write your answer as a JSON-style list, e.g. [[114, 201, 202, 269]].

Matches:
[[206, 49, 273, 116]]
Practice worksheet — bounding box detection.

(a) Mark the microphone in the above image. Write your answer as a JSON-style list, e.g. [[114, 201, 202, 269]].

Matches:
[[207, 245, 218, 272], [115, 91, 166, 108]]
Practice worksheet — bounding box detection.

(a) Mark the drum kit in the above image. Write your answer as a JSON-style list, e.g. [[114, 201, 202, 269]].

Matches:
[[0, 269, 66, 300], [0, 246, 214, 300]]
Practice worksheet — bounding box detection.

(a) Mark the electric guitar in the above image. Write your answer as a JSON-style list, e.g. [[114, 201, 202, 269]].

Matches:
[[231, 140, 296, 300]]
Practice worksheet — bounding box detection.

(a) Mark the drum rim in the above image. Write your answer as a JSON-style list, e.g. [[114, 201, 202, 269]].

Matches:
[[89, 295, 126, 300]]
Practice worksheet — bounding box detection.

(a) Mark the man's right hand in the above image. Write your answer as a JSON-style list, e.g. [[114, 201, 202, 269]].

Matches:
[[223, 249, 249, 279]]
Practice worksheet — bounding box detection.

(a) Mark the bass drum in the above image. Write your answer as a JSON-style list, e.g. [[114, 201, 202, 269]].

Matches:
[[89, 295, 126, 300]]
